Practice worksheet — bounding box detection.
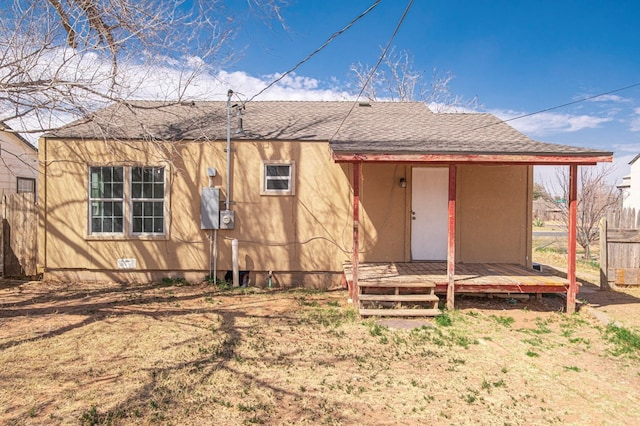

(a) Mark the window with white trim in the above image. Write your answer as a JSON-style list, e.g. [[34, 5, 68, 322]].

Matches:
[[89, 167, 124, 233], [131, 167, 165, 234], [89, 166, 165, 236], [262, 161, 295, 195]]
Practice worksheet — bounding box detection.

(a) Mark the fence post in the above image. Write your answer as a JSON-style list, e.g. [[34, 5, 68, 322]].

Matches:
[[0, 195, 4, 278], [599, 217, 610, 290]]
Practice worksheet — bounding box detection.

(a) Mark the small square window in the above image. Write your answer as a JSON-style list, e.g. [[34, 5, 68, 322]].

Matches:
[[17, 177, 35, 193], [262, 161, 295, 195]]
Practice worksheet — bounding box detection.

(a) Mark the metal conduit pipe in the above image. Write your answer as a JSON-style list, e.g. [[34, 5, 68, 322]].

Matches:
[[232, 238, 239, 287], [226, 89, 233, 211]]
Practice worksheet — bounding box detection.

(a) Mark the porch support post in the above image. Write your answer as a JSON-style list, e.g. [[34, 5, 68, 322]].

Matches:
[[567, 164, 578, 314], [447, 164, 457, 310], [351, 162, 361, 306]]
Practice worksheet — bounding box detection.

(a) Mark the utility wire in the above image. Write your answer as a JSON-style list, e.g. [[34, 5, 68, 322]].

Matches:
[[245, 0, 382, 103], [467, 81, 640, 133], [330, 0, 414, 142]]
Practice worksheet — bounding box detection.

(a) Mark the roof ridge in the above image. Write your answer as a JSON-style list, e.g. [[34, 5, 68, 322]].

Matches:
[[112, 99, 430, 104]]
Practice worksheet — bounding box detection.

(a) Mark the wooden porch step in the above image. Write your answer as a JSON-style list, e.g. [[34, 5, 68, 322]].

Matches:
[[358, 281, 436, 288], [359, 294, 439, 302], [359, 308, 441, 317]]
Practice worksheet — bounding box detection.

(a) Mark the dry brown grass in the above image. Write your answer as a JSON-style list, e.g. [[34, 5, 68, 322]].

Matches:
[[1, 280, 640, 425], [532, 229, 600, 281]]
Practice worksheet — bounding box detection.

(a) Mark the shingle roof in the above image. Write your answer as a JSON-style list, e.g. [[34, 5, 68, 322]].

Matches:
[[48, 100, 611, 158]]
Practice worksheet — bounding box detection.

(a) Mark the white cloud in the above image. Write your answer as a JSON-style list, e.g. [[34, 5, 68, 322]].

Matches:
[[185, 55, 206, 69], [490, 109, 612, 137], [587, 94, 631, 103], [427, 102, 477, 113], [629, 121, 640, 132], [263, 73, 319, 90], [2, 47, 356, 146], [627, 108, 640, 132], [612, 142, 640, 153], [212, 70, 353, 101], [120, 66, 353, 102]]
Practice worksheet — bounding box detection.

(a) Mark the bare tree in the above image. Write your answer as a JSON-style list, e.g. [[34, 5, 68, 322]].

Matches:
[[546, 165, 621, 260], [349, 47, 477, 111], [0, 0, 285, 135], [533, 182, 550, 200]]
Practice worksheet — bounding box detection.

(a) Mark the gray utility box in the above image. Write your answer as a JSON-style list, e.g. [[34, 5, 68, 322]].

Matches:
[[201, 187, 220, 229]]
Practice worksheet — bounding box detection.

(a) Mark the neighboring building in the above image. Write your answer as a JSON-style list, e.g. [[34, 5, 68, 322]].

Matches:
[[532, 198, 563, 223], [38, 101, 611, 312], [0, 122, 38, 197], [618, 154, 640, 210]]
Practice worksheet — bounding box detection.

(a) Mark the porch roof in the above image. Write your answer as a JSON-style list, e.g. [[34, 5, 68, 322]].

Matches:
[[328, 103, 612, 165]]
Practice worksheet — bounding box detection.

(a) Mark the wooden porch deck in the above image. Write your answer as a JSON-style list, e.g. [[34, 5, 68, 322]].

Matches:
[[343, 262, 570, 294]]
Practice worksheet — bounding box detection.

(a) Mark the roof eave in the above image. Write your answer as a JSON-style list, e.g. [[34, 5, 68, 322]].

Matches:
[[331, 151, 613, 165], [0, 121, 38, 152]]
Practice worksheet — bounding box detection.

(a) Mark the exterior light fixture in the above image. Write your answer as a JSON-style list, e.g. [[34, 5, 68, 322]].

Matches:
[[400, 178, 407, 188]]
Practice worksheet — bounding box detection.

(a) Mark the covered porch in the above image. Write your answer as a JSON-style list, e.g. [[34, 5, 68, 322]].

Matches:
[[328, 103, 612, 315], [332, 152, 611, 315], [340, 161, 596, 315]]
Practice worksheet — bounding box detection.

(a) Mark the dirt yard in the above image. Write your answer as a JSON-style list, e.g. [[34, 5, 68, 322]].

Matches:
[[1, 278, 640, 425]]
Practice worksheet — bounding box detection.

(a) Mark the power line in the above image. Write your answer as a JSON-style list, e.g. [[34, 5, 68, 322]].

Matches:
[[245, 0, 382, 103], [331, 0, 414, 142], [469, 81, 640, 133]]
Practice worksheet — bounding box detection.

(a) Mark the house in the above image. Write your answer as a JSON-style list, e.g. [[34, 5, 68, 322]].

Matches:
[[618, 154, 640, 211], [0, 123, 39, 278], [0, 122, 38, 197], [39, 100, 612, 314], [532, 198, 563, 223]]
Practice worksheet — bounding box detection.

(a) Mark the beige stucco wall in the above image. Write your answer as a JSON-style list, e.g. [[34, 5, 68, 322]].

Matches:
[[358, 163, 410, 261], [39, 137, 533, 286], [456, 165, 533, 265], [39, 137, 355, 286], [357, 164, 533, 266]]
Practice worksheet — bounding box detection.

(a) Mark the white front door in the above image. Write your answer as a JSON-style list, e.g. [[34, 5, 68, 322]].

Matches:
[[411, 167, 449, 260]]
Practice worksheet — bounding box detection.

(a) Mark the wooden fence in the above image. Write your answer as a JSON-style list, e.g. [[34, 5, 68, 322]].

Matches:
[[600, 208, 640, 288], [1, 192, 38, 278]]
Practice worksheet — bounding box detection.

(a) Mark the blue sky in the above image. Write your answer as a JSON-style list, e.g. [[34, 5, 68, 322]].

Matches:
[[213, 0, 640, 184]]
